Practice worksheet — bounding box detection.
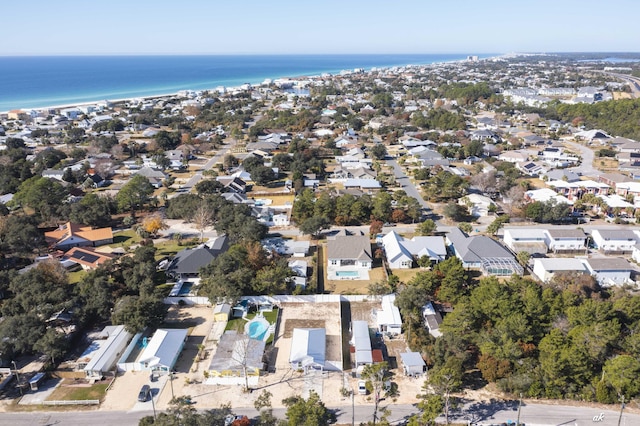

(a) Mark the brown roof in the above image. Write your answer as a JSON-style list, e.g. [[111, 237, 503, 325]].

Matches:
[[45, 222, 113, 246], [64, 247, 115, 268]]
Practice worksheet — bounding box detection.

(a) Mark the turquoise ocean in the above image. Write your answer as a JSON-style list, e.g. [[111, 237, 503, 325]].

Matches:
[[0, 54, 491, 112]]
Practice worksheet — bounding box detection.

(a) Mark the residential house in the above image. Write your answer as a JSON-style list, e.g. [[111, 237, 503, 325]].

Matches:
[[166, 236, 228, 280], [498, 151, 529, 163], [591, 229, 638, 254], [446, 228, 523, 276], [45, 222, 113, 250], [543, 229, 587, 253], [216, 176, 247, 193], [400, 352, 426, 377], [517, 161, 546, 177], [376, 294, 402, 335], [82, 325, 132, 379], [584, 258, 633, 286], [326, 232, 372, 280], [525, 188, 572, 205], [206, 331, 266, 385], [503, 228, 548, 255], [532, 258, 588, 283], [597, 172, 631, 188], [289, 328, 327, 372], [422, 302, 443, 338], [381, 231, 446, 269], [64, 247, 116, 270], [137, 328, 188, 373], [545, 169, 581, 183], [134, 167, 167, 188], [460, 193, 495, 217], [350, 321, 373, 368]]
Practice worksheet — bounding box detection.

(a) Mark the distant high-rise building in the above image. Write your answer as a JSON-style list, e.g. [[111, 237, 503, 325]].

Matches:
[[467, 55, 479, 62]]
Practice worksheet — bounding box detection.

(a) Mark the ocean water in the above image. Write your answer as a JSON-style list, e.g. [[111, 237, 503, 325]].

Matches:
[[0, 54, 484, 112]]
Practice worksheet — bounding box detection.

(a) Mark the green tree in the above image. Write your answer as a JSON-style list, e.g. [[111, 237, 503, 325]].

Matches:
[[427, 358, 463, 425], [116, 174, 154, 217], [111, 294, 166, 333], [299, 215, 330, 239], [416, 219, 437, 235], [253, 259, 293, 295], [361, 362, 391, 425], [442, 202, 467, 222], [282, 390, 336, 426], [369, 144, 387, 160], [409, 393, 444, 426], [516, 251, 531, 267]]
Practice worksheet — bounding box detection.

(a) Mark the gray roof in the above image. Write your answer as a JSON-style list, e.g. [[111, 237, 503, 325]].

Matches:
[[208, 331, 265, 372], [546, 229, 586, 239], [545, 169, 580, 182], [167, 236, 228, 275], [535, 258, 586, 272], [586, 257, 632, 271], [447, 228, 514, 263], [327, 235, 372, 261], [400, 352, 426, 368], [593, 229, 638, 241]]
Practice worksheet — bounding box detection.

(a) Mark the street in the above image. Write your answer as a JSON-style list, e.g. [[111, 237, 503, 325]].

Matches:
[[1, 400, 639, 426]]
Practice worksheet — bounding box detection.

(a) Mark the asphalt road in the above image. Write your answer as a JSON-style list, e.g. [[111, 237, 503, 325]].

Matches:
[[385, 157, 429, 209], [2, 401, 639, 426], [564, 140, 597, 177], [177, 138, 238, 194]]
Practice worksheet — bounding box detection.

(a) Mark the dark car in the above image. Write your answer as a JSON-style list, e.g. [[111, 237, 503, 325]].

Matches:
[[138, 384, 151, 402]]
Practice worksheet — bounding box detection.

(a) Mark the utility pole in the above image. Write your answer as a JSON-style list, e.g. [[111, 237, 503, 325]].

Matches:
[[169, 371, 175, 400], [618, 395, 625, 426], [151, 391, 157, 421], [351, 389, 355, 426], [516, 393, 523, 426], [11, 361, 22, 396]]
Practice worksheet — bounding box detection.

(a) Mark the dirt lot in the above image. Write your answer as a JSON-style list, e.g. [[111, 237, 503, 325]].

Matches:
[[273, 302, 342, 371]]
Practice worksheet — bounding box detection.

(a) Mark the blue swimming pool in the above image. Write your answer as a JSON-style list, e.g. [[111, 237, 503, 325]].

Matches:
[[336, 271, 359, 277], [246, 318, 270, 341], [178, 282, 193, 295]]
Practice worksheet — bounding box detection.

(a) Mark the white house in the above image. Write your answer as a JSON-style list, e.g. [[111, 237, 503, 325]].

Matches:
[[591, 229, 638, 254], [137, 329, 188, 373], [326, 233, 372, 280], [584, 258, 633, 286], [400, 352, 426, 377], [351, 320, 373, 367], [82, 325, 132, 379], [543, 229, 587, 253], [422, 302, 443, 338], [460, 194, 495, 217], [532, 258, 587, 283], [289, 328, 327, 372], [381, 231, 446, 269], [503, 228, 548, 255], [376, 294, 402, 335]]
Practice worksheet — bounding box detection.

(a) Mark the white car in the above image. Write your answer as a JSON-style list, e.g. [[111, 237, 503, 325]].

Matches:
[[358, 380, 367, 395]]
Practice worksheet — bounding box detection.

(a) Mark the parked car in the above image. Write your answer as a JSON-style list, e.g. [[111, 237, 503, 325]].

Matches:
[[358, 380, 367, 395], [138, 384, 151, 402]]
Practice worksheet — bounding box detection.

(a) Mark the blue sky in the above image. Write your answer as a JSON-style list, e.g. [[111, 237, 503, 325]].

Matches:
[[1, 0, 638, 55]]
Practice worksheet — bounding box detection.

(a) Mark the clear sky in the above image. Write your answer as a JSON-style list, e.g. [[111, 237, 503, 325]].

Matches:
[[1, 0, 638, 55]]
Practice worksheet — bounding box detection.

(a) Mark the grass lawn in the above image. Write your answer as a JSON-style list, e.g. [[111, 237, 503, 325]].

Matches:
[[47, 381, 108, 401], [67, 269, 87, 285], [225, 308, 279, 342], [390, 268, 423, 284], [154, 239, 198, 261], [110, 229, 142, 248]]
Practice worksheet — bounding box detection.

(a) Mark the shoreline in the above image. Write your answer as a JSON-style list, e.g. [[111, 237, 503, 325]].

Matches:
[[0, 54, 500, 114]]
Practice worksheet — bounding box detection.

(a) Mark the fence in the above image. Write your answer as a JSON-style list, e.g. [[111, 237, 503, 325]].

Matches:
[[43, 400, 100, 406], [163, 296, 211, 305]]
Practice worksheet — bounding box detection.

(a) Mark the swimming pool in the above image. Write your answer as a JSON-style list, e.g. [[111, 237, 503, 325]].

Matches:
[[178, 282, 193, 295], [336, 271, 359, 277], [245, 317, 271, 341]]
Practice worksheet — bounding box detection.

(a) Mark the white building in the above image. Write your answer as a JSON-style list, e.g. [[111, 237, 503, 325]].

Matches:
[[591, 229, 638, 254], [82, 325, 132, 379], [351, 320, 373, 367], [544, 229, 587, 253], [532, 258, 587, 283], [137, 329, 188, 373], [503, 228, 548, 255], [376, 294, 402, 335], [584, 258, 633, 287]]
